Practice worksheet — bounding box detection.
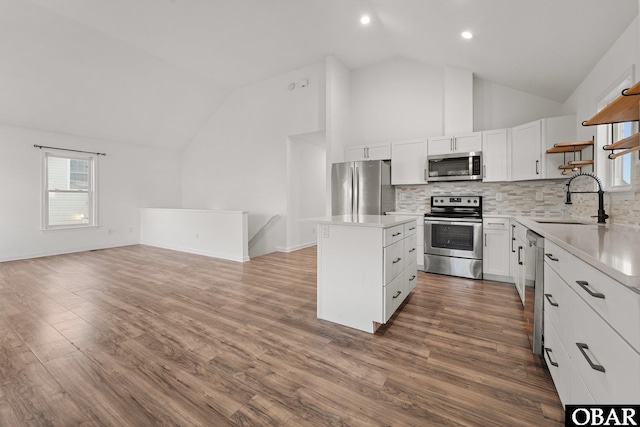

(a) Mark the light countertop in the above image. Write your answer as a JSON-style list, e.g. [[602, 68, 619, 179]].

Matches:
[[302, 215, 416, 228], [516, 217, 640, 291]]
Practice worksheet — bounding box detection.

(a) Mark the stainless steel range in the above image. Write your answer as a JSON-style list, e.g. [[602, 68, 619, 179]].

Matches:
[[423, 196, 483, 279]]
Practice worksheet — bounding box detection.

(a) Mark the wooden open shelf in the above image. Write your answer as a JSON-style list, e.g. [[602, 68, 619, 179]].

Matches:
[[603, 132, 639, 150], [546, 140, 594, 154], [559, 160, 594, 171], [582, 81, 640, 126]]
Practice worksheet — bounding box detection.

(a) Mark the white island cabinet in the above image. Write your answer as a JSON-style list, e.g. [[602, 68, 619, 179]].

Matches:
[[309, 215, 417, 333]]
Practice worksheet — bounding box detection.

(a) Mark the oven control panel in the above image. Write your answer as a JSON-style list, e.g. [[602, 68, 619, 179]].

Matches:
[[431, 196, 481, 207]]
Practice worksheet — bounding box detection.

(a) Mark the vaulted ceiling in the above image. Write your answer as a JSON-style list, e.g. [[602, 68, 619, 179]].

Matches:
[[1, 0, 637, 150]]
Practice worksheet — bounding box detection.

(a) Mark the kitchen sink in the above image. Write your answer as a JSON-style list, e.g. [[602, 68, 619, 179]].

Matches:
[[532, 219, 591, 225]]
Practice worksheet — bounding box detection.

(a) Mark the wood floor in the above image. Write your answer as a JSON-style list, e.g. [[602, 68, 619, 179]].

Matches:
[[0, 245, 563, 426]]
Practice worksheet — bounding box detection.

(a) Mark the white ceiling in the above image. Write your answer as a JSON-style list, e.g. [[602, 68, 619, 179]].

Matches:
[[1, 0, 638, 150]]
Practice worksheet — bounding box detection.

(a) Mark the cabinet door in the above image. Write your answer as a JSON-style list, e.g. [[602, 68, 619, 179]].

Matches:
[[482, 225, 510, 276], [391, 140, 428, 185], [366, 143, 391, 160], [482, 129, 509, 182], [427, 135, 453, 155], [453, 132, 482, 153], [514, 235, 526, 305], [511, 120, 542, 181], [345, 146, 366, 161]]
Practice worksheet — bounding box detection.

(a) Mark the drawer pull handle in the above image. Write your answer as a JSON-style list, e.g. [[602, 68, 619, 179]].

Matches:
[[487, 222, 504, 226], [408, 248, 416, 253], [517, 246, 523, 265], [545, 253, 559, 261], [576, 280, 605, 299], [392, 290, 402, 299], [392, 232, 402, 237], [544, 347, 558, 367], [392, 258, 402, 264], [576, 343, 605, 373], [409, 275, 416, 282], [544, 294, 559, 307], [409, 227, 416, 231]]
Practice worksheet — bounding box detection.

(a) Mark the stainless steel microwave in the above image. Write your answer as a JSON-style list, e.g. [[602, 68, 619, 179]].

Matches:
[[426, 152, 483, 182]]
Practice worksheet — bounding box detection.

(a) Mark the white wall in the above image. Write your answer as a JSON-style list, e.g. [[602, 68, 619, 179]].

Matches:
[[325, 55, 350, 215], [444, 67, 474, 134], [140, 209, 248, 262], [348, 57, 444, 144], [562, 15, 640, 227], [181, 62, 325, 257], [0, 124, 181, 262], [563, 16, 640, 143], [348, 57, 566, 145], [285, 134, 326, 251], [473, 78, 564, 131]]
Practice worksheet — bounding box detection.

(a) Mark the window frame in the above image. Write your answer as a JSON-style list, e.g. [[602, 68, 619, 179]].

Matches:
[[42, 152, 98, 230], [595, 70, 637, 195]]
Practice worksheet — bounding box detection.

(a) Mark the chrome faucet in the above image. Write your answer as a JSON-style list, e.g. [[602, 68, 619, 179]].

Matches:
[[565, 172, 609, 224]]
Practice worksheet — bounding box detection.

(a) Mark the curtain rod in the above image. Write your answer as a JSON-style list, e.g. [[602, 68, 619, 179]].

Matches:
[[33, 144, 106, 156]]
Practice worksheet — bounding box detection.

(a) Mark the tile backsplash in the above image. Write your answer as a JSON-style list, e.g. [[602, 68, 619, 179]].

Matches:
[[397, 169, 640, 228], [396, 179, 569, 216]]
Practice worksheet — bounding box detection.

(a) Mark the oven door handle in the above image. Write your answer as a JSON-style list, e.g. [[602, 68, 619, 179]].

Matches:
[[424, 219, 482, 227]]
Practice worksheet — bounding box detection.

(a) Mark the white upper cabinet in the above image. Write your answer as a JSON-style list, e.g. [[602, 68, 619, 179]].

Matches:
[[427, 132, 482, 156], [345, 143, 391, 161], [482, 129, 509, 182], [511, 115, 576, 181], [391, 139, 428, 185], [511, 120, 543, 181]]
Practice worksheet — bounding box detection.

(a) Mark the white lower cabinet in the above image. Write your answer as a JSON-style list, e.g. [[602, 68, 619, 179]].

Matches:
[[482, 217, 512, 281], [386, 213, 424, 269], [317, 219, 418, 333], [544, 312, 571, 405], [543, 239, 640, 406]]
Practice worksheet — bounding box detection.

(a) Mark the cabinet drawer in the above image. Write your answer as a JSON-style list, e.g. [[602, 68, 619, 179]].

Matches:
[[383, 273, 404, 322], [543, 266, 569, 343], [404, 221, 417, 236], [543, 313, 571, 406], [570, 364, 595, 405], [545, 240, 640, 352], [384, 240, 405, 284], [384, 225, 404, 247], [483, 218, 509, 230], [404, 232, 418, 263], [404, 261, 417, 293], [569, 287, 640, 404]]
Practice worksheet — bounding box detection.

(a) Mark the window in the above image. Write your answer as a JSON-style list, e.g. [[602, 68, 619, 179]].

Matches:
[[610, 121, 636, 188], [596, 71, 637, 193], [43, 153, 96, 229]]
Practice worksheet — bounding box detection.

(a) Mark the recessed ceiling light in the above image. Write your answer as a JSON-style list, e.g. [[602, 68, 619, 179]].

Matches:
[[461, 31, 473, 39], [360, 15, 371, 25]]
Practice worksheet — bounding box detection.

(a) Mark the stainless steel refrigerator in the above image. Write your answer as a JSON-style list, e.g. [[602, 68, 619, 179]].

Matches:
[[331, 160, 395, 215]]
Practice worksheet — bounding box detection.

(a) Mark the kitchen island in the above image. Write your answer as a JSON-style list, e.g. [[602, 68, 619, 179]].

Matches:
[[306, 215, 418, 333]]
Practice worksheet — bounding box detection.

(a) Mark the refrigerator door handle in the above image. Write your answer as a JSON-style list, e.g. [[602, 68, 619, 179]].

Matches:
[[354, 166, 359, 215], [350, 165, 355, 215]]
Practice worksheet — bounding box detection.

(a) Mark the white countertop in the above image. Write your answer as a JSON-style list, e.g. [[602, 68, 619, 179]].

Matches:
[[385, 211, 428, 216], [302, 215, 416, 228], [516, 217, 640, 291]]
